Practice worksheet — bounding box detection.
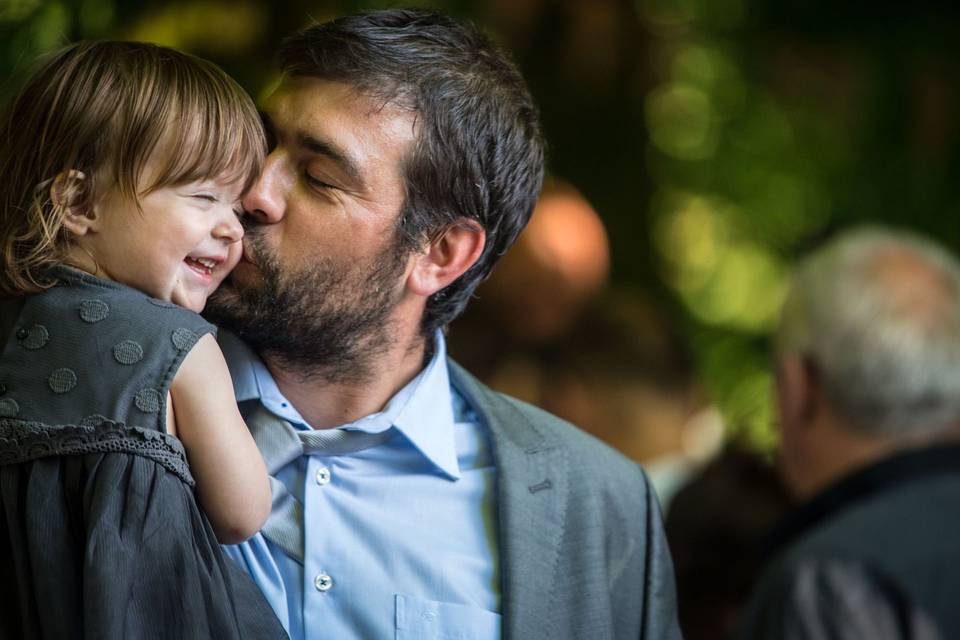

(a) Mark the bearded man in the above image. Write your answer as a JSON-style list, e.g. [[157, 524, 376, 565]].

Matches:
[[206, 9, 681, 640]]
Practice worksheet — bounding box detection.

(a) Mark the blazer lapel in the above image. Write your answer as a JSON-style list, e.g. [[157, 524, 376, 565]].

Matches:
[[449, 361, 568, 640]]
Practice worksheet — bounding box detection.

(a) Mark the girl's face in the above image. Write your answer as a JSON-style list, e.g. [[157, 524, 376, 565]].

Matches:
[[83, 173, 245, 313]]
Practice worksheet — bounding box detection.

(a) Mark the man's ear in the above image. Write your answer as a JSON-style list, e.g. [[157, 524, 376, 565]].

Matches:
[[51, 170, 97, 236], [406, 220, 486, 297]]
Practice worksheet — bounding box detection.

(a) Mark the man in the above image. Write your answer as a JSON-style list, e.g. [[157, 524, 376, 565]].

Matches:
[[205, 9, 680, 640], [741, 227, 960, 639]]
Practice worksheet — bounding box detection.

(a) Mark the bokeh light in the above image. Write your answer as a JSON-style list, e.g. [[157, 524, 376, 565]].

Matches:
[[646, 83, 718, 160], [122, 2, 266, 53], [480, 181, 610, 343]]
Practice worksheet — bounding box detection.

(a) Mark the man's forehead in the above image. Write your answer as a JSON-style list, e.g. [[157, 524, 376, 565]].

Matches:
[[262, 75, 417, 200], [265, 76, 415, 139]]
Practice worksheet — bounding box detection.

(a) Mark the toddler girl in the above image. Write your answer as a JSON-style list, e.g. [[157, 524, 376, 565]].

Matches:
[[0, 41, 286, 639]]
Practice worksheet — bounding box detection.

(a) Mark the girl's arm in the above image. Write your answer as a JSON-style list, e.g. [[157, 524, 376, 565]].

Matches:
[[169, 333, 272, 544]]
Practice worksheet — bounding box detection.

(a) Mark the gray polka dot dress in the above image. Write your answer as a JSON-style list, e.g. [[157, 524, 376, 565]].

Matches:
[[0, 267, 286, 639]]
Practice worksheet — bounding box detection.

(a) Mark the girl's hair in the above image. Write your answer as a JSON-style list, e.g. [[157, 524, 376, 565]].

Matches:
[[0, 41, 266, 296]]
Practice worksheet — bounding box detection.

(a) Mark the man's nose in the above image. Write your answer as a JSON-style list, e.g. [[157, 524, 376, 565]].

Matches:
[[242, 150, 287, 224]]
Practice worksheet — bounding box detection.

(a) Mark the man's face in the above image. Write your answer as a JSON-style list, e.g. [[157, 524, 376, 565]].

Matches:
[[206, 77, 419, 381]]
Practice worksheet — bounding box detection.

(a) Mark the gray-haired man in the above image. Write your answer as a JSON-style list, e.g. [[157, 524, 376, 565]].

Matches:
[[742, 227, 960, 639]]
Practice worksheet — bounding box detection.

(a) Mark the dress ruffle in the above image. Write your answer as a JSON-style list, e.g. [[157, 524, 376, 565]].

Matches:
[[0, 452, 286, 639]]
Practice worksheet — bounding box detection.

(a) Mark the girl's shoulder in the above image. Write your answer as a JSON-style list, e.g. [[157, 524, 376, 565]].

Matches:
[[38, 265, 215, 339], [0, 267, 215, 430]]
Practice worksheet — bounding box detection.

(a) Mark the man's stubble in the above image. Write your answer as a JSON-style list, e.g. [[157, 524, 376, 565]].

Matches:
[[204, 226, 409, 385]]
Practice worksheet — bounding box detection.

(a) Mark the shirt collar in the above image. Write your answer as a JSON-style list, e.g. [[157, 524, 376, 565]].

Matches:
[[387, 333, 460, 479], [219, 329, 461, 480], [219, 330, 311, 426]]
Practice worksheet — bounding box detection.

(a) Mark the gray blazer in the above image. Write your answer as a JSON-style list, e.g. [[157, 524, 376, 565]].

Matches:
[[449, 361, 682, 640]]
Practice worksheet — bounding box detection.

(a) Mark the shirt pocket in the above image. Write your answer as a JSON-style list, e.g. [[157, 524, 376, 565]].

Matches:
[[395, 593, 501, 640]]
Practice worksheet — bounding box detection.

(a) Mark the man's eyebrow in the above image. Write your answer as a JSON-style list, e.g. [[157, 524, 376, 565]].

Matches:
[[298, 133, 365, 189]]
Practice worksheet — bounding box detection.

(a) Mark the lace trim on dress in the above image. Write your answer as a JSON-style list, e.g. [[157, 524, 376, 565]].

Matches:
[[0, 418, 195, 486]]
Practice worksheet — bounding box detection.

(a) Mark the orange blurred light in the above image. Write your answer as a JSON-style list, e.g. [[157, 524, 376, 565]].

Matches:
[[482, 181, 610, 342]]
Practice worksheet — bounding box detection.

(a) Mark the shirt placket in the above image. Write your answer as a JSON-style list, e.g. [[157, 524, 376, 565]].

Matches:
[[302, 453, 337, 632]]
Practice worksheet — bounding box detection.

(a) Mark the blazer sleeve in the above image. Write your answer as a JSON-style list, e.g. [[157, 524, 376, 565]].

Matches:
[[637, 467, 684, 640]]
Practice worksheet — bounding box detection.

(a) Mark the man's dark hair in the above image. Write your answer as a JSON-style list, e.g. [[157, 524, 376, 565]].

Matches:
[[279, 9, 545, 337]]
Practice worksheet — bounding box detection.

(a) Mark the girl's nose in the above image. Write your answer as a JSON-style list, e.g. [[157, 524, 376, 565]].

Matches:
[[216, 206, 244, 243]]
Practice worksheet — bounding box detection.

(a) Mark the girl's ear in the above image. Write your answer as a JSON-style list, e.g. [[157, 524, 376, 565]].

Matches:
[[51, 170, 97, 236]]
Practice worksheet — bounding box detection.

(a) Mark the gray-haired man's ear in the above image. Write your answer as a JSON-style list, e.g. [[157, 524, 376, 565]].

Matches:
[[51, 170, 97, 236], [776, 353, 820, 435]]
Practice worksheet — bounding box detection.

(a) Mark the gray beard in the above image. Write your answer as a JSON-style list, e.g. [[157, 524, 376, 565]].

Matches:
[[204, 230, 408, 385]]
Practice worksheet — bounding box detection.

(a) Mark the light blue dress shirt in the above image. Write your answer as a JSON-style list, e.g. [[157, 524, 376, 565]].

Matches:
[[220, 331, 501, 640]]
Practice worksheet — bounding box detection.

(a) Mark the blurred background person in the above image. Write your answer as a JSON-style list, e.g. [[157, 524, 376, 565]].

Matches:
[[742, 227, 960, 639], [666, 444, 793, 640]]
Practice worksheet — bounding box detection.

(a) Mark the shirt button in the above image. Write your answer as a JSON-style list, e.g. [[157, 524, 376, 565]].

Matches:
[[314, 572, 333, 592], [315, 465, 331, 486]]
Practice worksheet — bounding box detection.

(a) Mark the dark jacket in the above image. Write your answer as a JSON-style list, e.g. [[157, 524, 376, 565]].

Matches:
[[741, 444, 960, 640]]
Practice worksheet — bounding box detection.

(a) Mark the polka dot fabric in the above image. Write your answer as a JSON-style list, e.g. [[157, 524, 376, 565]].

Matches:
[[0, 266, 214, 432], [0, 266, 286, 638]]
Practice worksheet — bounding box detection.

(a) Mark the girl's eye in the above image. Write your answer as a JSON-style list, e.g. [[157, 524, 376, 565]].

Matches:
[[193, 194, 217, 202]]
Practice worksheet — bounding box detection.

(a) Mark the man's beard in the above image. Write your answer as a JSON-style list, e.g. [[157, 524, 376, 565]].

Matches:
[[204, 229, 409, 384]]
